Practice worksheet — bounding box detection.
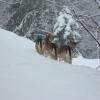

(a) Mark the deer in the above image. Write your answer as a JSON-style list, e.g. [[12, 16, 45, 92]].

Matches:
[[41, 33, 73, 63], [35, 33, 76, 64]]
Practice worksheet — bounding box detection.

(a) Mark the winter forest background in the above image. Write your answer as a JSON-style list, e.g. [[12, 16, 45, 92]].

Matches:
[[0, 0, 100, 59]]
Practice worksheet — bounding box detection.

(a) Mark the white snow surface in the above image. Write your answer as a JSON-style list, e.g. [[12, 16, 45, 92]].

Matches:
[[53, 7, 81, 45], [0, 28, 100, 100], [73, 56, 100, 69]]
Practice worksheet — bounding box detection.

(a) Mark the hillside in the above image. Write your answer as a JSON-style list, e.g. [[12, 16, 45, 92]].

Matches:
[[0, 28, 100, 100], [0, 0, 100, 58]]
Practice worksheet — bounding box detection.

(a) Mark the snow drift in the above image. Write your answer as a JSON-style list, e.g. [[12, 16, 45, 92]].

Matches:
[[0, 28, 100, 100]]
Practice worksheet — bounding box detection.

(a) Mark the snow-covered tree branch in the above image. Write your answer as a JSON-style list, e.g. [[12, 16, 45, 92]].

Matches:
[[52, 6, 81, 48]]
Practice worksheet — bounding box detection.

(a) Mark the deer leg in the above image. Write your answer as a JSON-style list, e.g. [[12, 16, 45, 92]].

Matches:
[[54, 47, 57, 60]]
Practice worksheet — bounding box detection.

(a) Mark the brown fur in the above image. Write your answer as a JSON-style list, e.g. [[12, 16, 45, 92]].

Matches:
[[35, 35, 44, 54], [55, 46, 72, 63], [35, 33, 75, 64], [68, 41, 76, 49]]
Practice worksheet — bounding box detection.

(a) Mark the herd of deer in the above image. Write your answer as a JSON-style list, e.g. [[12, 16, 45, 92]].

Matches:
[[35, 33, 76, 64]]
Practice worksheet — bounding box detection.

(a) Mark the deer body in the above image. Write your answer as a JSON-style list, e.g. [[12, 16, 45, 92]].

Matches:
[[35, 33, 75, 64]]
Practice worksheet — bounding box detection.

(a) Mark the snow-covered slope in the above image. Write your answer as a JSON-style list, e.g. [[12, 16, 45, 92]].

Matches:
[[0, 28, 100, 100], [73, 56, 100, 69]]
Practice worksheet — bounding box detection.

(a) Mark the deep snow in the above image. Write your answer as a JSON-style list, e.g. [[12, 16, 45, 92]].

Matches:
[[73, 55, 100, 69], [0, 28, 100, 100]]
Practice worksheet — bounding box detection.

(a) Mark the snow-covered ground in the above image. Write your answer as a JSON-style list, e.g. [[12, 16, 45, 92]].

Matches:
[[0, 28, 100, 100], [73, 56, 100, 69]]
